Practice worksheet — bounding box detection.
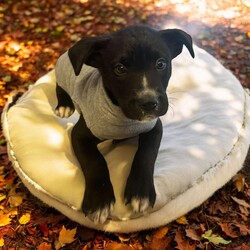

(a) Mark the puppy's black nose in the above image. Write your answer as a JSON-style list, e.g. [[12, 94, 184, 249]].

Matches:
[[140, 98, 158, 111]]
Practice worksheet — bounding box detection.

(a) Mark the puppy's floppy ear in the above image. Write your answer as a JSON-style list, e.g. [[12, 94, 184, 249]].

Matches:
[[68, 36, 110, 76], [159, 29, 195, 59]]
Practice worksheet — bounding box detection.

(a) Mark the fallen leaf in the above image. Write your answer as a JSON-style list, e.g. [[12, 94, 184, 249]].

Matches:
[[1, 75, 11, 83], [0, 194, 6, 202], [201, 229, 231, 245], [19, 213, 31, 225], [39, 222, 49, 237], [231, 196, 250, 208], [233, 174, 245, 192], [234, 35, 244, 42], [8, 195, 24, 207], [9, 208, 18, 216], [56, 25, 65, 32], [153, 226, 169, 239], [218, 223, 239, 238], [73, 16, 94, 24], [37, 242, 52, 250], [0, 214, 11, 226], [239, 205, 249, 220], [55, 225, 76, 249], [208, 200, 229, 214], [144, 237, 171, 250], [185, 228, 201, 241], [117, 233, 131, 242], [144, 226, 171, 250], [234, 223, 250, 236], [26, 226, 37, 235], [0, 238, 4, 247], [176, 216, 189, 225], [175, 231, 196, 250], [105, 242, 131, 250]]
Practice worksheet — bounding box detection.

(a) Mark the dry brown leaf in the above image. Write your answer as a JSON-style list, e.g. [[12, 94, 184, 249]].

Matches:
[[185, 228, 201, 241], [208, 200, 229, 214], [218, 223, 239, 238], [231, 196, 250, 208], [239, 205, 249, 221], [233, 174, 245, 192], [144, 237, 171, 250], [175, 231, 196, 250], [234, 223, 250, 236]]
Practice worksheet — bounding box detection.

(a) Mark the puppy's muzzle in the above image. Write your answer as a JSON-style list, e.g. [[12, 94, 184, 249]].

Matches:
[[139, 97, 159, 112], [135, 94, 168, 120]]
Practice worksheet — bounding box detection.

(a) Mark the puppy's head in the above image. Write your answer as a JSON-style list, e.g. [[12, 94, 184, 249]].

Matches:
[[68, 26, 195, 121]]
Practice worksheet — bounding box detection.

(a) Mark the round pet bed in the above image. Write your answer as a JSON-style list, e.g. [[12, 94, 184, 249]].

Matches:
[[2, 46, 250, 233]]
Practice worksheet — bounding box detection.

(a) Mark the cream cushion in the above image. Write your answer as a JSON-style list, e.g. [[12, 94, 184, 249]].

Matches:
[[2, 45, 250, 232]]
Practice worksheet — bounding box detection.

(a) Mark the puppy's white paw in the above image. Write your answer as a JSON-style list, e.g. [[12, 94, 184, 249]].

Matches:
[[131, 197, 150, 213], [88, 203, 114, 224], [55, 106, 74, 118]]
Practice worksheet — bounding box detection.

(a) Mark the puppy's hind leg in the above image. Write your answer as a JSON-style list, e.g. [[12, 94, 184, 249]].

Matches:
[[55, 84, 75, 118]]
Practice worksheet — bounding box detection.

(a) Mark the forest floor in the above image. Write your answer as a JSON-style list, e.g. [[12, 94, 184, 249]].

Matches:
[[0, 0, 249, 249]]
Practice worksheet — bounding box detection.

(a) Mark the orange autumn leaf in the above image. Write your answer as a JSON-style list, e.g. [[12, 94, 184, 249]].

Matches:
[[153, 226, 169, 240], [105, 242, 132, 250], [0, 214, 11, 227], [55, 225, 77, 249], [19, 213, 31, 225], [37, 242, 52, 250], [144, 226, 171, 250]]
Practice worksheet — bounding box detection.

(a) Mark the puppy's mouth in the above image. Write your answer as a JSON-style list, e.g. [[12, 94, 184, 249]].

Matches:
[[126, 105, 168, 121], [118, 99, 168, 121]]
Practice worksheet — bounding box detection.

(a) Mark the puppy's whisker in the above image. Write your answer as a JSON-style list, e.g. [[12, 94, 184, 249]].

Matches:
[[166, 102, 175, 118], [168, 90, 185, 95], [168, 97, 178, 102]]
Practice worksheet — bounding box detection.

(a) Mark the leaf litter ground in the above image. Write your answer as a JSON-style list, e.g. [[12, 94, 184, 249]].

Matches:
[[0, 0, 249, 249]]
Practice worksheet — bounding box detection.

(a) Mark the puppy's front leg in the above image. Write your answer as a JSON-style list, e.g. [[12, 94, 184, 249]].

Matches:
[[55, 84, 75, 118], [71, 114, 115, 224], [124, 118, 162, 213]]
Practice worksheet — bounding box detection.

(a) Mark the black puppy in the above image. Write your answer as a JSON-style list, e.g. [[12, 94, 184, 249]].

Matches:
[[54, 26, 194, 223]]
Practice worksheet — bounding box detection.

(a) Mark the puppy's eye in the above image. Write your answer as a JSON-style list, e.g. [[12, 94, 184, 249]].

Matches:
[[114, 63, 127, 76], [155, 58, 167, 71]]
